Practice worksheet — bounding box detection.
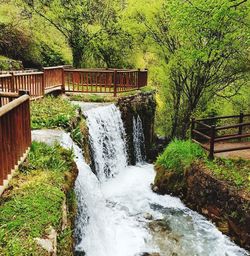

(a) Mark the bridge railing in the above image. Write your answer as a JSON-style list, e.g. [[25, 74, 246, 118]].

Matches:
[[64, 68, 147, 96], [0, 94, 31, 189], [0, 66, 148, 98], [191, 113, 250, 159], [43, 66, 64, 90], [0, 72, 44, 99]]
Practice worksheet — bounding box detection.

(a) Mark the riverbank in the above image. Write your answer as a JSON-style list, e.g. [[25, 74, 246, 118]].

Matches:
[[154, 140, 250, 250], [0, 142, 78, 255]]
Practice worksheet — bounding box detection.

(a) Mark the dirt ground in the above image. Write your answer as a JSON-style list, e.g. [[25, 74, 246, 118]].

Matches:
[[214, 141, 250, 160]]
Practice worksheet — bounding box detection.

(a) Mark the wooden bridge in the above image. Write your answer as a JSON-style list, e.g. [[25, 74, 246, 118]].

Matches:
[[191, 113, 250, 159], [0, 66, 148, 106], [0, 65, 148, 193]]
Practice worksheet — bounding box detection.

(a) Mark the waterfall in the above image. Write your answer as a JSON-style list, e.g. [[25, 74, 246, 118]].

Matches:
[[133, 115, 146, 164], [32, 112, 249, 256], [85, 104, 127, 181]]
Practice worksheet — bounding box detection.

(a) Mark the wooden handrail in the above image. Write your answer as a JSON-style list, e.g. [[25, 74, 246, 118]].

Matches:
[[192, 129, 211, 140], [194, 120, 212, 128], [215, 122, 250, 131], [0, 95, 29, 117], [191, 113, 250, 159], [214, 133, 250, 142], [196, 114, 249, 122], [0, 92, 19, 98], [13, 72, 43, 76]]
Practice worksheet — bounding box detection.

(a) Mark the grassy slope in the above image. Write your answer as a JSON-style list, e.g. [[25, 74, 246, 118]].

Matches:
[[156, 140, 250, 192], [31, 96, 78, 129], [0, 142, 77, 256]]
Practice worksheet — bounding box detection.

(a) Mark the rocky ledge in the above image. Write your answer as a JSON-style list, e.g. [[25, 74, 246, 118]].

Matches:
[[153, 162, 250, 250]]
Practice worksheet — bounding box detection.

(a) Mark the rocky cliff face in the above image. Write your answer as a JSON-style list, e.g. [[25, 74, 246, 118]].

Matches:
[[117, 92, 156, 164]]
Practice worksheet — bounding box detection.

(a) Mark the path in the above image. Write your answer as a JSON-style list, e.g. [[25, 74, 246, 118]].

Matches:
[[214, 141, 250, 160]]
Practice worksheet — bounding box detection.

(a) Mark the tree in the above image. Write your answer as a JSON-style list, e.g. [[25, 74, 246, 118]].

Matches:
[[133, 0, 250, 138], [20, 0, 112, 67]]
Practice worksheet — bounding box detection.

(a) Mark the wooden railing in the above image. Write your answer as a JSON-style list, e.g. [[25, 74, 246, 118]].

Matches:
[[191, 113, 250, 159], [43, 66, 64, 90], [0, 66, 148, 98], [0, 72, 44, 99], [64, 68, 147, 96], [0, 94, 31, 187]]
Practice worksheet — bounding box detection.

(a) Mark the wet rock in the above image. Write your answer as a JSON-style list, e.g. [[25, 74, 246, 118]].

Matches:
[[74, 250, 86, 256], [148, 219, 172, 233], [143, 212, 153, 220], [117, 92, 156, 164]]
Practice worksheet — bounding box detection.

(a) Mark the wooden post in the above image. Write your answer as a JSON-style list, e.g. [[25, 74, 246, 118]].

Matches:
[[61, 67, 65, 93], [137, 68, 140, 89], [42, 72, 45, 96], [113, 70, 117, 97], [238, 111, 243, 141], [209, 125, 215, 160], [10, 72, 15, 92]]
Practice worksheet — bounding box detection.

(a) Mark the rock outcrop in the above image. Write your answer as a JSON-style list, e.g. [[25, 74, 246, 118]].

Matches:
[[117, 92, 156, 164]]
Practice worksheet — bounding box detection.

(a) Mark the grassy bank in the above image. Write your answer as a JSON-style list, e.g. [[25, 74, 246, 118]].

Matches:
[[0, 142, 77, 256], [155, 140, 250, 192], [31, 96, 78, 130]]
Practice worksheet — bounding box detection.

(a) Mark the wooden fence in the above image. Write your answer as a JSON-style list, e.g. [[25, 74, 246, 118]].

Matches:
[[191, 113, 250, 159], [0, 66, 148, 98], [0, 94, 31, 188]]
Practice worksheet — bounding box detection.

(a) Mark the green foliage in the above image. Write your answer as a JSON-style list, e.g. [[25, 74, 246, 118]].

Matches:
[[156, 140, 205, 173], [205, 158, 250, 191], [20, 142, 74, 173], [129, 0, 250, 138], [31, 96, 78, 129], [0, 142, 75, 255], [69, 93, 115, 103]]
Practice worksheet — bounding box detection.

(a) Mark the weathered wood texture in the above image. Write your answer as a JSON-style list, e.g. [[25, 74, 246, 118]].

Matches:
[[191, 113, 250, 159], [0, 95, 31, 186]]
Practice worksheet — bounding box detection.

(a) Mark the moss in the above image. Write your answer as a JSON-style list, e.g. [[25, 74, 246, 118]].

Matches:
[[0, 142, 77, 256], [156, 140, 205, 173], [204, 158, 250, 192]]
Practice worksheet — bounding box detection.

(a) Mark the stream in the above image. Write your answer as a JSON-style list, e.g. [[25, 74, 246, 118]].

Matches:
[[32, 103, 249, 256]]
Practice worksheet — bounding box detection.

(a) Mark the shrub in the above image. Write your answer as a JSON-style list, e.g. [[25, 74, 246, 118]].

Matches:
[[156, 139, 205, 173]]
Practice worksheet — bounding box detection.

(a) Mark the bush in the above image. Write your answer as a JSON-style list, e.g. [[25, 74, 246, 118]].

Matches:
[[156, 139, 205, 173]]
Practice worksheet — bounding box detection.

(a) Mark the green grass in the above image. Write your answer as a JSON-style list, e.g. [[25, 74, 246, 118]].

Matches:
[[67, 85, 155, 102], [68, 93, 115, 103], [205, 158, 250, 191], [156, 139, 205, 173], [0, 142, 76, 256], [31, 96, 78, 129]]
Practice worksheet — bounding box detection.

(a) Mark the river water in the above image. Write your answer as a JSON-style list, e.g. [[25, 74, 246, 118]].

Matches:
[[32, 104, 249, 256]]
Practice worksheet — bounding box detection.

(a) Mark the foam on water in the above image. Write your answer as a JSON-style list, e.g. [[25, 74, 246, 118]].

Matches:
[[32, 125, 249, 256]]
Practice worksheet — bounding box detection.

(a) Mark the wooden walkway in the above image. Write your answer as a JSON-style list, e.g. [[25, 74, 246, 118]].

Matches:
[[191, 113, 250, 159], [213, 142, 250, 160]]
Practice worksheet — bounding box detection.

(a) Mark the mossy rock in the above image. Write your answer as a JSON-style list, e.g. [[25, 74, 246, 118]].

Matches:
[[154, 165, 187, 197]]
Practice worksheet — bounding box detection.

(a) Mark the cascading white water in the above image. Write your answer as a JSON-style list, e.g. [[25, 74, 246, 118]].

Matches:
[[133, 115, 146, 164], [32, 104, 249, 256], [85, 104, 127, 181]]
